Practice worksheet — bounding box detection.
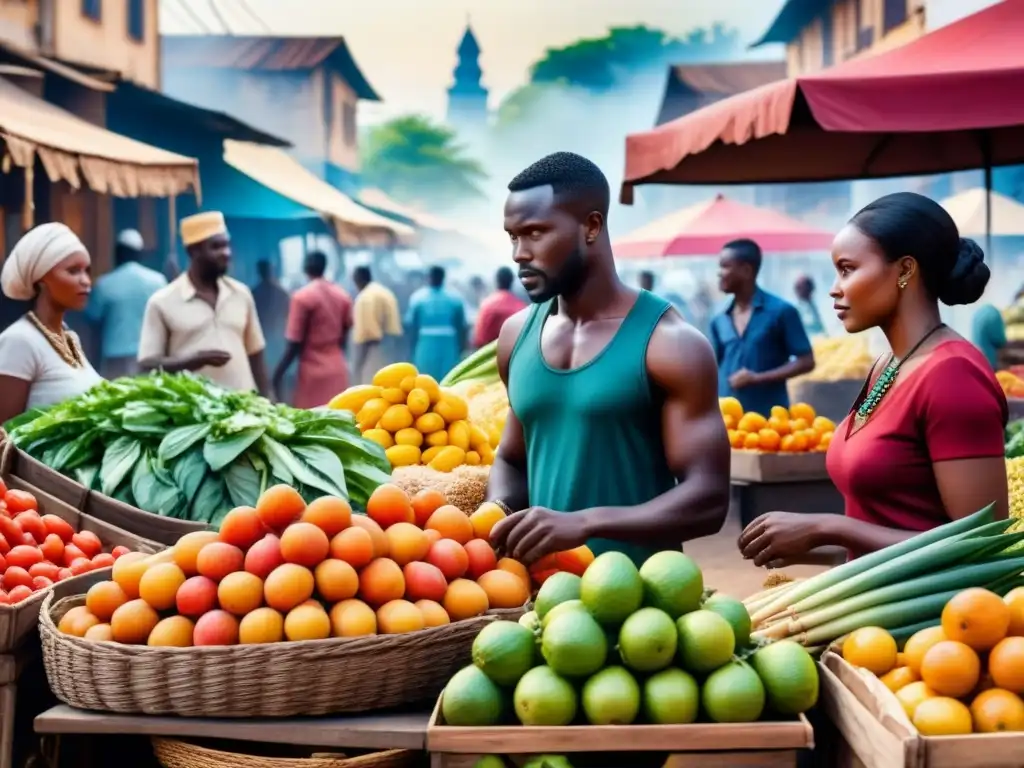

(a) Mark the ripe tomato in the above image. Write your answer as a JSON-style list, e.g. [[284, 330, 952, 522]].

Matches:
[[19, 533, 34, 547], [68, 558, 93, 576], [6, 545, 42, 570], [62, 544, 86, 566], [0, 534, 10, 556], [56, 568, 72, 581], [40, 515, 75, 543], [110, 545, 131, 560], [40, 534, 64, 564], [0, 517, 22, 546], [31, 576, 52, 590], [4, 490, 37, 514], [0, 554, 5, 572], [7, 585, 33, 603], [2, 566, 32, 590], [15, 513, 46, 544], [71, 531, 102, 558], [0, 478, 7, 496], [90, 553, 115, 569], [28, 562, 59, 581], [0, 591, 9, 605]]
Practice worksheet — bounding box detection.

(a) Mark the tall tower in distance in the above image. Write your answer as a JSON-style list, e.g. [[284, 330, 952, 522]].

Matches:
[[446, 21, 489, 136]]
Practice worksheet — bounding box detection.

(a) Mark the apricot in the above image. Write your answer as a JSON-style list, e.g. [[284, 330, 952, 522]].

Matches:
[[172, 531, 220, 576], [111, 552, 151, 599], [329, 527, 375, 568], [377, 599, 425, 634], [58, 606, 101, 637], [147, 616, 195, 647], [350, 515, 389, 558], [403, 561, 448, 603], [218, 506, 265, 550], [217, 571, 265, 616], [301, 497, 352, 537], [176, 575, 218, 618], [264, 563, 315, 612], [284, 603, 331, 641], [239, 607, 285, 644], [85, 580, 129, 622], [385, 522, 430, 566], [425, 539, 469, 580], [279, 522, 330, 568], [329, 599, 377, 637], [443, 578, 489, 621], [83, 623, 114, 642], [423, 528, 442, 546], [256, 485, 306, 530], [138, 563, 186, 611], [425, 505, 474, 544], [366, 484, 415, 529], [196, 542, 245, 582], [469, 502, 507, 540], [358, 558, 405, 608], [463, 539, 498, 580], [314, 559, 359, 603], [414, 599, 451, 628], [411, 489, 447, 528], [477, 569, 530, 609], [497, 557, 531, 590], [244, 533, 284, 579], [193, 610, 240, 646], [110, 599, 160, 644]]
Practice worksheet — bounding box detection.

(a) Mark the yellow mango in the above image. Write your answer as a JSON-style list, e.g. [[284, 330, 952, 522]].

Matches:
[[478, 444, 495, 465], [399, 375, 417, 393], [406, 388, 431, 417], [448, 420, 471, 451], [421, 446, 445, 465], [488, 425, 503, 448], [424, 430, 448, 447], [379, 404, 414, 432], [394, 428, 424, 448], [363, 428, 394, 449], [414, 412, 445, 434], [386, 445, 421, 467], [414, 374, 442, 404], [434, 391, 469, 423], [429, 446, 466, 472], [356, 398, 390, 431], [328, 385, 382, 413], [468, 423, 490, 451], [373, 362, 418, 389], [381, 387, 407, 404], [465, 450, 481, 466]]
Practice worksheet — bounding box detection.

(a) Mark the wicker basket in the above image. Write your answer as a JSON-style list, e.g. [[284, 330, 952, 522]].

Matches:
[[40, 589, 525, 718], [152, 738, 418, 768]]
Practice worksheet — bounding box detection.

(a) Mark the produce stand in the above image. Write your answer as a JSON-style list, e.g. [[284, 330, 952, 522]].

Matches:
[[426, 694, 814, 768], [730, 451, 844, 528], [819, 651, 1024, 768]]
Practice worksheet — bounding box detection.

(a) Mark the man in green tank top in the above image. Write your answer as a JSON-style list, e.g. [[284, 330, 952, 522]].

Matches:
[[487, 152, 731, 567]]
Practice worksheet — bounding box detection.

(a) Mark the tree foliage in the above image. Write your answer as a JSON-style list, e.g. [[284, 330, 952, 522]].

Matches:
[[360, 115, 487, 207]]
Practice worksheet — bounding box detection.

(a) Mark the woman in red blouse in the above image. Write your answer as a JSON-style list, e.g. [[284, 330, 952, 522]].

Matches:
[[739, 192, 1009, 565]]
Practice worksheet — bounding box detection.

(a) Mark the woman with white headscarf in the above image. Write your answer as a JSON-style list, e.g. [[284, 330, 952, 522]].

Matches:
[[0, 223, 102, 423]]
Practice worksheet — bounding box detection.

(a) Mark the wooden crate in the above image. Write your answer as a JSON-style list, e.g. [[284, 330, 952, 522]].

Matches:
[[85, 490, 209, 546], [820, 651, 1024, 768], [3, 447, 89, 511], [730, 450, 828, 483], [427, 693, 814, 768]]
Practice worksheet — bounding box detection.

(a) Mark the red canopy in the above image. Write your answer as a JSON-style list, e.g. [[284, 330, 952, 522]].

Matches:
[[622, 0, 1024, 201], [614, 194, 834, 258]]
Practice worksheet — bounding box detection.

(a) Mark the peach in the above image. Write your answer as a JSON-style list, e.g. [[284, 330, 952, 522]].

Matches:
[[425, 505, 474, 544], [403, 561, 448, 603], [477, 569, 530, 609], [425, 539, 469, 580], [301, 497, 352, 537], [239, 607, 284, 644], [365, 484, 415, 529], [172, 531, 220, 576], [314, 559, 359, 603], [279, 522, 330, 568], [329, 527, 375, 569], [194, 610, 240, 646], [85, 580, 129, 622], [329, 599, 377, 637], [358, 558, 405, 608], [443, 578, 489, 621], [58, 606, 101, 637], [196, 542, 245, 582], [423, 528, 442, 546], [83, 623, 114, 642], [415, 599, 451, 628], [377, 599, 425, 634], [385, 522, 430, 566], [284, 603, 331, 641], [111, 551, 150, 599], [256, 485, 306, 530], [463, 539, 498, 580], [217, 571, 264, 616], [350, 515, 389, 558], [176, 575, 219, 618], [263, 563, 315, 612], [138, 563, 186, 611], [110, 599, 160, 644], [147, 616, 195, 647], [218, 506, 265, 550], [410, 489, 447, 528], [244, 533, 284, 579]]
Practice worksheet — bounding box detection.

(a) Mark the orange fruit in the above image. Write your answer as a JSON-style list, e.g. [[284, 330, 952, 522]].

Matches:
[[719, 397, 743, 421], [385, 522, 430, 565], [812, 416, 836, 433], [728, 430, 746, 449], [464, 538, 498, 580], [329, 526, 376, 568], [314, 559, 359, 603], [497, 557, 530, 590], [842, 627, 897, 675], [913, 696, 973, 736], [757, 428, 780, 452], [110, 599, 160, 644], [85, 580, 129, 622], [256, 484, 306, 530], [415, 599, 451, 628], [138, 563, 186, 611], [301, 496, 352, 538], [802, 429, 821, 449], [365, 484, 415, 529], [1004, 587, 1024, 637], [217, 571, 265, 616], [239, 607, 285, 644], [790, 417, 810, 432], [737, 412, 767, 433], [58, 606, 100, 637], [469, 502, 506, 540], [111, 551, 151, 599], [767, 416, 790, 436], [920, 640, 981, 698], [411, 489, 447, 528], [742, 432, 760, 450], [329, 599, 377, 637], [263, 563, 315, 612], [818, 431, 833, 451], [284, 603, 332, 641], [147, 616, 195, 647], [426, 539, 469, 580], [376, 599, 425, 634], [476, 569, 530, 609], [83, 623, 113, 642], [218, 506, 266, 550], [970, 688, 1024, 733], [172, 531, 221, 576], [902, 626, 946, 674], [879, 666, 919, 693], [442, 578, 489, 621], [789, 402, 815, 422], [279, 522, 331, 568], [722, 414, 737, 430], [358, 558, 405, 608], [790, 432, 809, 452], [351, 515, 389, 558], [195, 542, 245, 583], [942, 588, 1011, 651], [989, 636, 1024, 694], [895, 681, 937, 719], [425, 505, 474, 544]]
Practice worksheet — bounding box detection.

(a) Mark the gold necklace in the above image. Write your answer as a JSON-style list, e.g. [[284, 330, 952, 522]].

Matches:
[[26, 311, 85, 369]]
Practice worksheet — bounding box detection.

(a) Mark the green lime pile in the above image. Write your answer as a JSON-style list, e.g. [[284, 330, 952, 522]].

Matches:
[[442, 551, 820, 727]]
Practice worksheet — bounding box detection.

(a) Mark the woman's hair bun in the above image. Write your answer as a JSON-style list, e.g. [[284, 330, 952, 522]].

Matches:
[[938, 237, 989, 306]]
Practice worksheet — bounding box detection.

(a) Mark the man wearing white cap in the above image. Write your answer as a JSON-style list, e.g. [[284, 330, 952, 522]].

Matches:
[[85, 228, 167, 379], [138, 212, 270, 395]]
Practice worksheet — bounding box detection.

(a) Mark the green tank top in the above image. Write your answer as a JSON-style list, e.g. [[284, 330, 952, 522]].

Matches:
[[507, 290, 677, 567]]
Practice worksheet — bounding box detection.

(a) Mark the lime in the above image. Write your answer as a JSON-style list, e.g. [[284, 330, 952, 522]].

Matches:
[[639, 551, 704, 618], [513, 665, 578, 726], [580, 552, 643, 626], [581, 666, 641, 725], [473, 758, 506, 768], [751, 640, 820, 714], [540, 599, 589, 631], [618, 607, 678, 672], [702, 661, 766, 723], [643, 667, 700, 724], [541, 609, 607, 677], [704, 594, 752, 647], [442, 664, 505, 726], [535, 572, 582, 619], [676, 609, 735, 674], [472, 621, 536, 686], [519, 610, 540, 633]]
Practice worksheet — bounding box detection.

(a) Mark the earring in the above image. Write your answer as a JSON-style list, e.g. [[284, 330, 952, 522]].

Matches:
[[898, 277, 909, 289]]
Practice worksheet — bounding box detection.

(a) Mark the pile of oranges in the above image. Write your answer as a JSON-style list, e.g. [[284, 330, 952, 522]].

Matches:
[[57, 483, 533, 647], [719, 398, 835, 453], [841, 587, 1024, 736]]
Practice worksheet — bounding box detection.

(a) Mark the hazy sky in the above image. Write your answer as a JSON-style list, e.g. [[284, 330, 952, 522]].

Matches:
[[161, 0, 786, 120]]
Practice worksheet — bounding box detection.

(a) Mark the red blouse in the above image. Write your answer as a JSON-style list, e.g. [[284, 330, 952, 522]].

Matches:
[[826, 340, 1007, 536]]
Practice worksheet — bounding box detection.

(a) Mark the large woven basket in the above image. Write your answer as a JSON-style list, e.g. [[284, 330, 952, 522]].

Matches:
[[40, 590, 525, 718], [152, 738, 418, 768]]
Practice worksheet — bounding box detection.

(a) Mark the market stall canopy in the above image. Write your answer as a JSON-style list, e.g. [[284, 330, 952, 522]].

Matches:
[[621, 0, 1024, 201], [941, 188, 1024, 237], [222, 140, 414, 246], [0, 76, 199, 197], [614, 194, 835, 258]]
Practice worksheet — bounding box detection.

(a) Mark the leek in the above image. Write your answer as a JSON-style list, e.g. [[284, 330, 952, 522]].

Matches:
[[889, 619, 940, 647], [442, 341, 498, 386], [795, 589, 960, 647], [743, 581, 799, 612], [749, 503, 995, 626]]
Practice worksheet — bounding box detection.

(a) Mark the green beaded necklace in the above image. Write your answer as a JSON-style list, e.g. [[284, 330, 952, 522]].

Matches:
[[853, 323, 946, 429]]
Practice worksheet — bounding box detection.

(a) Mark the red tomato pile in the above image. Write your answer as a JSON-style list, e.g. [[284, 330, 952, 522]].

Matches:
[[0, 480, 134, 605]]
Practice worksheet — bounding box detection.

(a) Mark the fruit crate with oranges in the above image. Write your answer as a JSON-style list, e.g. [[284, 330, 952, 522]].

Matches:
[[720, 400, 834, 483]]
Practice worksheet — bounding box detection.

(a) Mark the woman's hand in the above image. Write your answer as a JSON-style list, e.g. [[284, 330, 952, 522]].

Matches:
[[738, 512, 832, 568]]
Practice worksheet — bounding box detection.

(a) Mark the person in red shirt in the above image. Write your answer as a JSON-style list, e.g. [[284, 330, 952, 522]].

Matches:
[[473, 266, 526, 348], [739, 192, 1008, 564]]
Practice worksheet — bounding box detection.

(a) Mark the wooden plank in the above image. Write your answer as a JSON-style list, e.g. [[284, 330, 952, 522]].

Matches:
[[430, 751, 799, 768], [730, 451, 828, 483], [33, 704, 430, 750], [0, 684, 15, 768]]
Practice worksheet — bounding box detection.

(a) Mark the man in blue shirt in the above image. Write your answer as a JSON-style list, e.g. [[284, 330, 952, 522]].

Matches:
[[85, 230, 167, 379], [709, 239, 815, 416], [406, 265, 467, 382]]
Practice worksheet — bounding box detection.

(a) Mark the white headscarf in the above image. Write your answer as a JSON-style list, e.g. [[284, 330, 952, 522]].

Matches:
[[1, 223, 87, 301]]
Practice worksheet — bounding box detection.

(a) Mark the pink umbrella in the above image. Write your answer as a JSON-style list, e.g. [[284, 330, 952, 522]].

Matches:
[[614, 194, 835, 258]]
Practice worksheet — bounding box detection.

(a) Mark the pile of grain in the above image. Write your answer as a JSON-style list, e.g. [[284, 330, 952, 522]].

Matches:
[[390, 464, 491, 514]]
